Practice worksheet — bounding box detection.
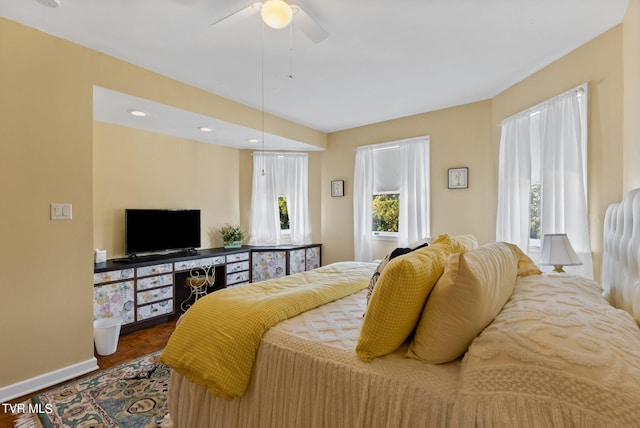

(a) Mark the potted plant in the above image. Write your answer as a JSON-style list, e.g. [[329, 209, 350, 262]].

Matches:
[[219, 223, 246, 248]]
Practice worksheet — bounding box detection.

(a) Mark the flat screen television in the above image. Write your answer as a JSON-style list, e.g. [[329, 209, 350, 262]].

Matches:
[[125, 209, 201, 255]]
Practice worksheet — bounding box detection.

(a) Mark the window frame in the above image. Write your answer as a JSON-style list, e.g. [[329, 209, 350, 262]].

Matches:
[[371, 191, 400, 240]]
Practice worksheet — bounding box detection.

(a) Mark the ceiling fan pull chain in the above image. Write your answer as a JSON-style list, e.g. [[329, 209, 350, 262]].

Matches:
[[289, 20, 295, 79]]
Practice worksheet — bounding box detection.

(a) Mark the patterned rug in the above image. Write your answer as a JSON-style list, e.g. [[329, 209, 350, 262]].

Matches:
[[15, 351, 171, 428]]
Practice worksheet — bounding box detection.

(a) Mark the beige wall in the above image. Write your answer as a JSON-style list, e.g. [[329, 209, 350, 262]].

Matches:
[[321, 100, 494, 264], [1, 17, 95, 388], [93, 122, 241, 256], [623, 0, 640, 193], [0, 18, 324, 392], [492, 25, 624, 281]]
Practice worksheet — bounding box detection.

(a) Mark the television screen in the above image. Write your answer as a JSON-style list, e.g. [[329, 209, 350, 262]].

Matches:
[[125, 209, 201, 255]]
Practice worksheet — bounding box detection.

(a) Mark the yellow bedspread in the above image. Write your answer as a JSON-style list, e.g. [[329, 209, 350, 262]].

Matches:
[[160, 261, 376, 400]]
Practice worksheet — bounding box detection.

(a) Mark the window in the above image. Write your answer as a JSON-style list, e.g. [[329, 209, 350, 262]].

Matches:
[[496, 84, 592, 278], [371, 145, 401, 238], [372, 194, 399, 236], [529, 183, 541, 243], [353, 137, 430, 261], [278, 196, 290, 231], [249, 152, 310, 245], [528, 110, 542, 251]]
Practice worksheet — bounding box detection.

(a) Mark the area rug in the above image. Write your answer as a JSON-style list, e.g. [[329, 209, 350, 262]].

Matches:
[[14, 351, 171, 428]]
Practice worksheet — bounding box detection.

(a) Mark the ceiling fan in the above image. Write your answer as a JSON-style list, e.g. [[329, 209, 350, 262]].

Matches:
[[212, 0, 328, 43]]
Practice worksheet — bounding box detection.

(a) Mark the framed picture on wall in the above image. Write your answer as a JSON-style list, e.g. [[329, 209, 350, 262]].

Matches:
[[331, 180, 345, 197], [448, 167, 468, 189]]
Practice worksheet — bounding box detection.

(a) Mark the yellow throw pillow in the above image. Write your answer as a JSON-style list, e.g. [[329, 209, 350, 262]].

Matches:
[[366, 239, 431, 305], [356, 237, 455, 362], [431, 234, 478, 253], [407, 242, 520, 364]]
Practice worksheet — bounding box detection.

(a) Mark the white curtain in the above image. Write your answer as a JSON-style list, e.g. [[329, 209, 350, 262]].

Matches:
[[496, 84, 592, 278], [353, 137, 430, 262], [539, 90, 592, 278], [249, 152, 311, 245], [353, 147, 373, 262], [496, 114, 532, 253], [398, 138, 431, 246]]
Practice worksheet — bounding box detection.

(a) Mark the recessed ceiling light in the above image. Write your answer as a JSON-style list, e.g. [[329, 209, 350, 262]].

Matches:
[[198, 126, 214, 132], [248, 139, 259, 143], [127, 109, 149, 117]]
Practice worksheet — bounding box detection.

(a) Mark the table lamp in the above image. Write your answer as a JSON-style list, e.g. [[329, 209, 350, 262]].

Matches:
[[539, 233, 583, 273]]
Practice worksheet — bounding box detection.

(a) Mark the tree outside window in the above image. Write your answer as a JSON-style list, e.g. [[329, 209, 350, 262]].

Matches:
[[529, 183, 541, 240], [278, 196, 290, 230], [372, 194, 399, 233]]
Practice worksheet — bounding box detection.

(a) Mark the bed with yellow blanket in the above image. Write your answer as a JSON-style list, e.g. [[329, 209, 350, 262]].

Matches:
[[162, 230, 640, 428]]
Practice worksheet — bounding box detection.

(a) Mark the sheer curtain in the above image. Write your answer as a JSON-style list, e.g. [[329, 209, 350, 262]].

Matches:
[[398, 138, 431, 246], [539, 89, 592, 278], [353, 137, 430, 262], [496, 84, 592, 278], [249, 152, 311, 245], [496, 114, 532, 252], [353, 147, 373, 261]]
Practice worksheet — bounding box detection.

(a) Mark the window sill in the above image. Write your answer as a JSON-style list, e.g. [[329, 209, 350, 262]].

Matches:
[[372, 233, 398, 242]]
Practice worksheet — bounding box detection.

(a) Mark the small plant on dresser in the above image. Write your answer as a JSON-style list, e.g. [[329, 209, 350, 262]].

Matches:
[[219, 223, 246, 248]]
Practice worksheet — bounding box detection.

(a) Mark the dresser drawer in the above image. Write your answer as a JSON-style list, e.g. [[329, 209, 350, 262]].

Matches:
[[306, 246, 321, 271], [289, 249, 306, 275], [175, 256, 225, 271], [137, 286, 173, 305], [136, 263, 173, 278], [94, 268, 134, 285], [227, 260, 249, 274], [226, 252, 250, 263], [226, 270, 250, 285], [137, 300, 173, 321], [93, 280, 135, 324], [136, 273, 173, 291], [252, 251, 286, 282]]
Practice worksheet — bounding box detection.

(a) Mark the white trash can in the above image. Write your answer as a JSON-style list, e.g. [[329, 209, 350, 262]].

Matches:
[[93, 317, 123, 356]]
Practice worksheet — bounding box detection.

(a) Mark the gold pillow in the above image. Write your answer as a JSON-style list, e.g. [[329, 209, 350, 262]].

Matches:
[[407, 242, 521, 364], [513, 245, 542, 276], [356, 237, 454, 362]]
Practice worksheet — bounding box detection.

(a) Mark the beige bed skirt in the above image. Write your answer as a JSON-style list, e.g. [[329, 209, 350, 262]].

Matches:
[[167, 290, 460, 428]]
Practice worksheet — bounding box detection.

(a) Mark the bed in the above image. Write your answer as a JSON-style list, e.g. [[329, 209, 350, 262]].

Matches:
[[160, 196, 640, 427]]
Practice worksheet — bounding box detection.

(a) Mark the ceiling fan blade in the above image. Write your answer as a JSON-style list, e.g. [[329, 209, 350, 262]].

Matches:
[[291, 5, 328, 43], [212, 2, 262, 29]]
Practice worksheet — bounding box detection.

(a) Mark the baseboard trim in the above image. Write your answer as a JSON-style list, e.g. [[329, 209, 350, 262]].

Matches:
[[0, 358, 99, 402]]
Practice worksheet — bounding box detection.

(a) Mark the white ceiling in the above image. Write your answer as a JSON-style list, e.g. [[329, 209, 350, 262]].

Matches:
[[93, 86, 323, 150], [1, 0, 629, 149]]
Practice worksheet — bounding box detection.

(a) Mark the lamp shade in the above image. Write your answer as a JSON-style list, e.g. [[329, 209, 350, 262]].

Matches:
[[539, 233, 583, 270], [261, 0, 293, 29]]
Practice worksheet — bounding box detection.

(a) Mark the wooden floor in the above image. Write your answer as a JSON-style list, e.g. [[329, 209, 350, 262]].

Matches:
[[0, 317, 178, 427]]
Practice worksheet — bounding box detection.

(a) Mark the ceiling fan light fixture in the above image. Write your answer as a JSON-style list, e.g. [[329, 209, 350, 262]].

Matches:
[[261, 0, 293, 30]]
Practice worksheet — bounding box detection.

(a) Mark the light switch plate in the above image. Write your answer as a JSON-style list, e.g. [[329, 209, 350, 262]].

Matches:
[[51, 203, 72, 220]]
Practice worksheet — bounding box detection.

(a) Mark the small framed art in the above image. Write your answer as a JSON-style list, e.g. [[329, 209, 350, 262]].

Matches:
[[448, 167, 468, 189], [331, 180, 344, 197]]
